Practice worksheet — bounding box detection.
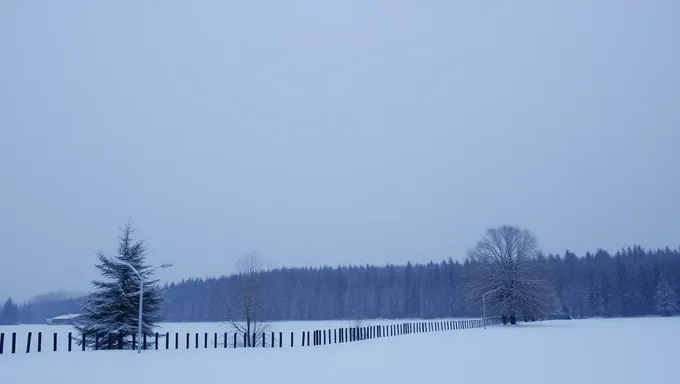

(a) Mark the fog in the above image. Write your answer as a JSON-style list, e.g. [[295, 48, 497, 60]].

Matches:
[[1, 0, 678, 301]]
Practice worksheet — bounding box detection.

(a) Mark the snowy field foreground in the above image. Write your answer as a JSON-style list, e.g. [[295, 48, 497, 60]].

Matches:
[[1, 317, 677, 384]]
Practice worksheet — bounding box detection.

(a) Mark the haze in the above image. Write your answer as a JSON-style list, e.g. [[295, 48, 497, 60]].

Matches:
[[1, 0, 678, 302]]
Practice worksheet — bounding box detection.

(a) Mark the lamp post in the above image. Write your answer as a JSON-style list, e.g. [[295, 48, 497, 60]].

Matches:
[[120, 261, 173, 353], [482, 288, 500, 330]]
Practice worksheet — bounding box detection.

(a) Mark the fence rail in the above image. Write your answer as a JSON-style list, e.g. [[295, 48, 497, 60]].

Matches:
[[0, 317, 510, 355]]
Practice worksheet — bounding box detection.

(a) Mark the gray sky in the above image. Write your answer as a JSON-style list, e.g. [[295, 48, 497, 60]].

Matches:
[[1, 1, 679, 302]]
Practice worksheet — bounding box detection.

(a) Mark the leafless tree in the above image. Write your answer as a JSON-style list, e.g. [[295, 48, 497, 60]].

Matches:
[[466, 225, 556, 324], [343, 274, 366, 331], [221, 251, 273, 347]]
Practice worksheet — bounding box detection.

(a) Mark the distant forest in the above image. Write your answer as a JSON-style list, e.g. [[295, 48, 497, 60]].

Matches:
[[14, 245, 680, 324]]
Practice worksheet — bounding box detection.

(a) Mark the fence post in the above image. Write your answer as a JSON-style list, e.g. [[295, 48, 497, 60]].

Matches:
[[224, 333, 228, 349], [11, 332, 16, 354], [143, 333, 147, 350], [38, 332, 42, 352], [118, 332, 123, 350], [243, 333, 247, 348], [302, 331, 306, 346], [271, 332, 274, 348], [233, 333, 237, 348], [186, 333, 190, 349], [195, 333, 199, 349], [82, 333, 86, 351], [204, 333, 208, 349], [68, 332, 73, 351], [323, 330, 326, 345], [280, 332, 283, 348], [166, 332, 170, 350], [214, 333, 218, 349], [26, 332, 32, 353], [262, 332, 266, 348], [291, 332, 294, 348], [155, 333, 159, 350], [252, 332, 256, 348], [54, 333, 58, 352], [0, 333, 4, 354]]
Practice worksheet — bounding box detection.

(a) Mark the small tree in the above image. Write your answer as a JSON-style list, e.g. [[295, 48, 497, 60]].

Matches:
[[0, 298, 19, 325], [222, 251, 272, 347], [74, 222, 165, 349], [344, 279, 366, 330], [654, 273, 678, 316]]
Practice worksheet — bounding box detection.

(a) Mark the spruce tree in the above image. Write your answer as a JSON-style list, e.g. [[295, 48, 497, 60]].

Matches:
[[654, 273, 678, 317], [74, 222, 165, 350], [0, 297, 19, 325]]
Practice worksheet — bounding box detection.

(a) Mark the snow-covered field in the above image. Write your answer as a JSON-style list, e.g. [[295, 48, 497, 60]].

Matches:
[[1, 317, 676, 384]]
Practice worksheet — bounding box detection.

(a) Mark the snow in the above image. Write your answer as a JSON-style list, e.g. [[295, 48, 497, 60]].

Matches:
[[48, 314, 81, 321], [0, 317, 677, 384]]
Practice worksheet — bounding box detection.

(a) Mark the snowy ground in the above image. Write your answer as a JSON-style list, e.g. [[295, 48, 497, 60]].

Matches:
[[1, 317, 677, 384]]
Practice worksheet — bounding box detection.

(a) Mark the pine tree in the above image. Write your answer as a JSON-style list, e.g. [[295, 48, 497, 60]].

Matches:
[[74, 223, 165, 350], [654, 273, 678, 316], [0, 297, 19, 325]]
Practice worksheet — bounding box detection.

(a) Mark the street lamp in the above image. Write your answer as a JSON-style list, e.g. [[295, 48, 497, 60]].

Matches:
[[482, 288, 500, 330], [120, 261, 173, 353]]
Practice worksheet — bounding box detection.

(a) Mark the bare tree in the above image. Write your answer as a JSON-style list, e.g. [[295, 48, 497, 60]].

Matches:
[[221, 251, 273, 347], [466, 225, 555, 324], [343, 283, 365, 330]]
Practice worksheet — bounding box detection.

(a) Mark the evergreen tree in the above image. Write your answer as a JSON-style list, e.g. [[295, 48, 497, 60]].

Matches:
[[0, 297, 20, 325], [74, 223, 165, 349], [654, 273, 678, 316]]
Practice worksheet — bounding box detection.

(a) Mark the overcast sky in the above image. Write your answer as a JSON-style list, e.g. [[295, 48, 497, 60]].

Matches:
[[1, 0, 679, 302]]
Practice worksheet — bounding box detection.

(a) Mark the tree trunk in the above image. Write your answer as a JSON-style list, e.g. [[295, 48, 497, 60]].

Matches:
[[246, 317, 251, 347]]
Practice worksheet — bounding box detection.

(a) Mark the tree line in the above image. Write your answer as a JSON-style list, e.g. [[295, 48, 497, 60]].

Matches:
[[15, 240, 680, 324]]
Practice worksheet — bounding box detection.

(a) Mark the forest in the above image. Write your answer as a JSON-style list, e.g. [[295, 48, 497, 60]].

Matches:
[[12, 244, 679, 324]]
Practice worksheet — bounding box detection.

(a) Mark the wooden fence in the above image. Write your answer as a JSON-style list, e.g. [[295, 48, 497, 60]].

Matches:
[[0, 317, 503, 355]]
